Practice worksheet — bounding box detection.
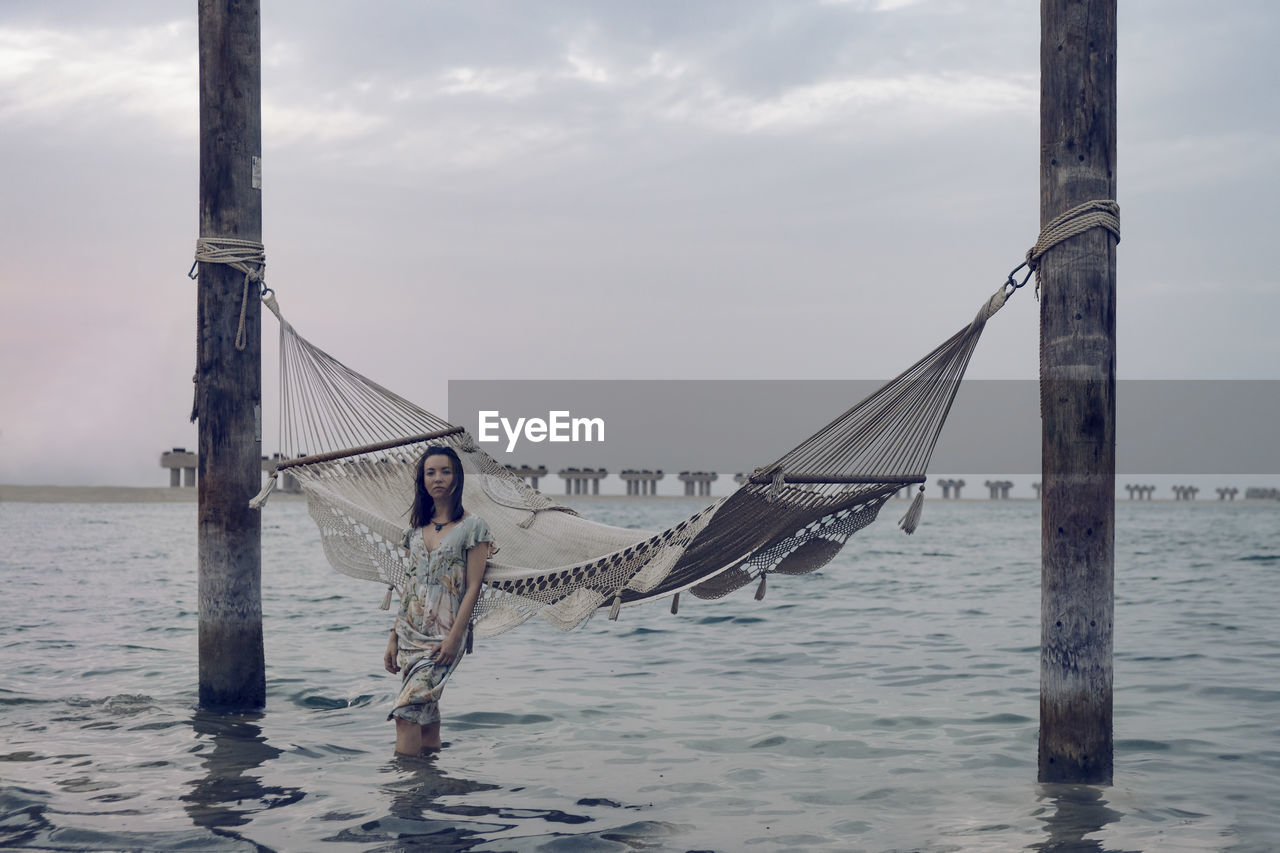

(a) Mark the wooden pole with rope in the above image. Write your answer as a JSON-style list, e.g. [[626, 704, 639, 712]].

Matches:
[[195, 0, 265, 709], [1038, 0, 1117, 784]]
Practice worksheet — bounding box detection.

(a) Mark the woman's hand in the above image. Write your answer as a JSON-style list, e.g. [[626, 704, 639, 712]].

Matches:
[[384, 632, 400, 674], [431, 634, 463, 667]]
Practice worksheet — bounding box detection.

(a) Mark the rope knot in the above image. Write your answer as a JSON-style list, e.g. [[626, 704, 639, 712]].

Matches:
[[191, 237, 268, 351], [1026, 199, 1120, 272]]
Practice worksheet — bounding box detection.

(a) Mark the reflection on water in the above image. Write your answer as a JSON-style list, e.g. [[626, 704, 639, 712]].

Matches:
[[323, 756, 507, 850], [181, 711, 304, 844], [178, 706, 631, 851], [1031, 784, 1136, 853], [0, 785, 53, 850]]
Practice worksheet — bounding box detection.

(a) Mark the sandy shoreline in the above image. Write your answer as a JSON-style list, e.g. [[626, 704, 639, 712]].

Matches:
[[0, 485, 306, 504], [2, 484, 1268, 505], [0, 485, 708, 504]]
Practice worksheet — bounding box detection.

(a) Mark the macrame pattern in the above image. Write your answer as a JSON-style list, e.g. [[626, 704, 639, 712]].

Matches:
[[250, 286, 1001, 637]]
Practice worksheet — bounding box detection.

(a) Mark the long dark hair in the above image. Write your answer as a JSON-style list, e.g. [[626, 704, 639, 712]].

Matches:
[[410, 445, 466, 528]]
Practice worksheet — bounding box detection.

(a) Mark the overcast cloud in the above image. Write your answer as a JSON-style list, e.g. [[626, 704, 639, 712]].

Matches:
[[1, 1, 1276, 486]]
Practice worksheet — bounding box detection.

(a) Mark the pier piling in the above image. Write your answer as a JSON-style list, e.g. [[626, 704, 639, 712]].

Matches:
[[195, 0, 265, 709], [1038, 0, 1117, 785]]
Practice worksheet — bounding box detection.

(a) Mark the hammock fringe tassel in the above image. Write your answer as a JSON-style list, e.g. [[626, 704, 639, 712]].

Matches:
[[249, 471, 277, 510], [754, 573, 768, 601], [670, 593, 680, 615], [898, 486, 925, 535], [608, 592, 623, 621], [379, 585, 394, 611]]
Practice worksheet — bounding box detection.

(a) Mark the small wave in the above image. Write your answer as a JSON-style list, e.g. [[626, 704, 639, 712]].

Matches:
[[1115, 738, 1173, 751], [289, 691, 374, 711], [129, 720, 187, 732], [81, 666, 138, 678], [1238, 554, 1279, 562], [576, 797, 642, 810], [452, 710, 553, 727], [544, 820, 690, 848], [491, 806, 593, 825], [1122, 652, 1206, 662], [1198, 685, 1280, 703], [880, 672, 975, 687], [870, 715, 936, 729], [55, 777, 120, 794], [695, 614, 767, 625], [324, 815, 510, 846], [59, 694, 159, 717], [972, 713, 1033, 725]]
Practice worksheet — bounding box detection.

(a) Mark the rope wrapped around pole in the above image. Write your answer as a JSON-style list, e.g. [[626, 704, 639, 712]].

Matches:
[[191, 237, 268, 351], [1025, 199, 1120, 294]]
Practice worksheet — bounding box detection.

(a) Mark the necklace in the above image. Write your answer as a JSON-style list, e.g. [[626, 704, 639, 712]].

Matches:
[[433, 520, 448, 532]]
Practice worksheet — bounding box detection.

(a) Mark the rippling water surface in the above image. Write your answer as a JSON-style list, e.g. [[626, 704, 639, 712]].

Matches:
[[1, 497, 1277, 851]]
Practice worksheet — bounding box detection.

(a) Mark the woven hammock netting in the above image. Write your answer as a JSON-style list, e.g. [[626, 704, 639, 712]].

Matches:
[[259, 287, 1008, 638]]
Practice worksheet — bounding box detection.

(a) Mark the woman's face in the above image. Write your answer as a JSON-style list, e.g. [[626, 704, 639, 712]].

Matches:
[[422, 455, 455, 501]]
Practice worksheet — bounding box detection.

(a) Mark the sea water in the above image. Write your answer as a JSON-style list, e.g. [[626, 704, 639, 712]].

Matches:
[[0, 497, 1276, 852]]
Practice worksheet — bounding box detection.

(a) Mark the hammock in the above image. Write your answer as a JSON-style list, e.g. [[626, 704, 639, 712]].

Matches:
[[252, 286, 1012, 638]]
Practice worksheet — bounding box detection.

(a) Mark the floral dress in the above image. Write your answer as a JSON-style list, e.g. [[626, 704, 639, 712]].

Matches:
[[389, 514, 494, 725]]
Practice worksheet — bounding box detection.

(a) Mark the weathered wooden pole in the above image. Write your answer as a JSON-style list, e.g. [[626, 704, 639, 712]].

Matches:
[[196, 0, 265, 709], [1038, 0, 1117, 783]]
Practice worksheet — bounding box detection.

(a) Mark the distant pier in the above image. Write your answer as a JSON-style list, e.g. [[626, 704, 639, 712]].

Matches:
[[159, 449, 300, 493], [160, 448, 198, 487], [505, 464, 548, 490], [677, 471, 717, 496], [619, 469, 663, 496], [984, 480, 1014, 499], [559, 467, 608, 495]]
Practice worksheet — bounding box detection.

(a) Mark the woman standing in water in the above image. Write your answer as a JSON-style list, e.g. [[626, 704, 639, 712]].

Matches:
[[384, 445, 494, 755]]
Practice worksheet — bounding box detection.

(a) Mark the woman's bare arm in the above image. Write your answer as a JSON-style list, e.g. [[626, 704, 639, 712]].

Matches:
[[433, 542, 491, 665]]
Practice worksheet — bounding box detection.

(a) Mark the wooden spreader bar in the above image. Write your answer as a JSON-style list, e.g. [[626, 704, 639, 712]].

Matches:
[[271, 426, 466, 471], [746, 473, 926, 485]]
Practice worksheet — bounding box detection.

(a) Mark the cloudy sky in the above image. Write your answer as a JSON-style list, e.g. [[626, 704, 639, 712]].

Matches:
[[1, 1, 1275, 486]]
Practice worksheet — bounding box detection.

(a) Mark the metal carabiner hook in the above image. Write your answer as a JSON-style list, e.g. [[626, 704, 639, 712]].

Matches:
[[1003, 261, 1033, 297]]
